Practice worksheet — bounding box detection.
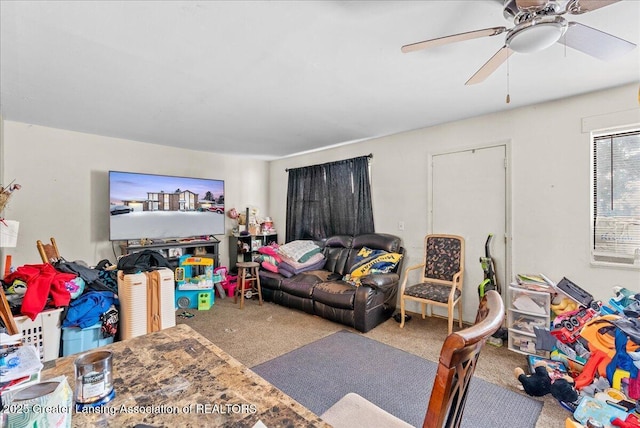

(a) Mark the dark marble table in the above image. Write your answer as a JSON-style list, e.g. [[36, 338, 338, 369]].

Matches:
[[41, 324, 329, 427]]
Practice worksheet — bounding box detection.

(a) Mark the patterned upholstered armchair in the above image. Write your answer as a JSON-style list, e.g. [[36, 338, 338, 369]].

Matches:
[[399, 234, 465, 334]]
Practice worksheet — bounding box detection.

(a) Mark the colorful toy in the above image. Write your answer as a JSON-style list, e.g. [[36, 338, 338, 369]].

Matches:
[[551, 296, 579, 315], [551, 307, 600, 344], [573, 395, 629, 427], [611, 413, 640, 428], [198, 292, 212, 311], [175, 255, 215, 290], [214, 266, 237, 297], [175, 288, 214, 310], [556, 277, 600, 311], [574, 350, 611, 390]]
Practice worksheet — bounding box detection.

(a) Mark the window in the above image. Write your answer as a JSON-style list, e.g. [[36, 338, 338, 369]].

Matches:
[[286, 155, 374, 242], [592, 128, 640, 266]]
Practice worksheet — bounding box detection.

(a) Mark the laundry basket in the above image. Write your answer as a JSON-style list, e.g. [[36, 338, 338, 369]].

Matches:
[[14, 308, 64, 362]]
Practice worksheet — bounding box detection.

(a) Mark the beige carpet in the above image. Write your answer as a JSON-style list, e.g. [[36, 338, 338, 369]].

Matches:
[[176, 296, 568, 427]]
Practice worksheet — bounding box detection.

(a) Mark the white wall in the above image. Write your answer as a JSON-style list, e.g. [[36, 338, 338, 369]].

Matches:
[[2, 84, 638, 319], [1, 122, 270, 269], [268, 84, 640, 318]]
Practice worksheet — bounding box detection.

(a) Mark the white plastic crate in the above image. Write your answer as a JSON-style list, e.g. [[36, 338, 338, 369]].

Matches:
[[14, 308, 64, 362]]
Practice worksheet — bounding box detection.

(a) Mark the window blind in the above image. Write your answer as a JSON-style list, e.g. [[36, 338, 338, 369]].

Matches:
[[593, 128, 640, 264]]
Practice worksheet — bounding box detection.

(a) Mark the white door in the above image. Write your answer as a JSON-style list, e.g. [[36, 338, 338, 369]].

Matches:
[[430, 144, 508, 324]]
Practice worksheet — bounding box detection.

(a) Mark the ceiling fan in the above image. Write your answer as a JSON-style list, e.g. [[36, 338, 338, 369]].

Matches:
[[401, 0, 636, 85]]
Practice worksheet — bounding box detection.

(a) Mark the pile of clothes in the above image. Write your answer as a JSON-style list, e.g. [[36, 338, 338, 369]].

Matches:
[[2, 258, 119, 339], [253, 240, 326, 278]]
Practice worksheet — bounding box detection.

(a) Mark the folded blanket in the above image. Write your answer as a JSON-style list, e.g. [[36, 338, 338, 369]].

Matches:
[[278, 240, 321, 263], [278, 252, 325, 271], [278, 257, 326, 276]]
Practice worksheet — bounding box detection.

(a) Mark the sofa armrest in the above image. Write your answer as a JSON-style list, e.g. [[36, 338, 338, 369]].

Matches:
[[360, 273, 399, 292]]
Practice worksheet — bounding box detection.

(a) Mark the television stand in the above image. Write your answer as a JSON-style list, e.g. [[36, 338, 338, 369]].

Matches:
[[119, 237, 220, 269]]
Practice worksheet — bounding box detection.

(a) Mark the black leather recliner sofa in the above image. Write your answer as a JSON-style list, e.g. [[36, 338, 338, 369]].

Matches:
[[258, 233, 404, 332]]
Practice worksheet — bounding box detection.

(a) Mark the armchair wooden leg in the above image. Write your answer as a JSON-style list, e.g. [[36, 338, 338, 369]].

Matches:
[[458, 299, 463, 328], [447, 304, 454, 335], [421, 303, 426, 319], [400, 298, 406, 328]]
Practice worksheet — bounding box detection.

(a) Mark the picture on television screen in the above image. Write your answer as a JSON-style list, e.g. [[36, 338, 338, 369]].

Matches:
[[109, 171, 225, 241]]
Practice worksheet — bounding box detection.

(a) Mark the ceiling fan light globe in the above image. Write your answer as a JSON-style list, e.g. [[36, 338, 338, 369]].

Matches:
[[507, 18, 568, 53]]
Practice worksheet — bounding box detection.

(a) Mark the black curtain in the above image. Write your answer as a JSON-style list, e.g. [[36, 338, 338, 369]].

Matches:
[[286, 155, 375, 242]]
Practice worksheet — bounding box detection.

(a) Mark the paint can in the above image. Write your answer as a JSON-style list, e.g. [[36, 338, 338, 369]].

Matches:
[[74, 350, 115, 408]]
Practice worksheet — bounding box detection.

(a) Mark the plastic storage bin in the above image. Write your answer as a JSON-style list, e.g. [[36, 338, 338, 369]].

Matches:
[[14, 308, 64, 362], [508, 330, 548, 357], [507, 311, 549, 335], [62, 322, 115, 356], [510, 290, 549, 315]]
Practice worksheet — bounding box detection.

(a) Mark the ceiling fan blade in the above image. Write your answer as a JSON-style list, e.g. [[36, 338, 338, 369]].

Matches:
[[515, 0, 548, 11], [401, 27, 507, 53], [566, 0, 621, 14], [465, 46, 514, 85], [558, 22, 636, 60]]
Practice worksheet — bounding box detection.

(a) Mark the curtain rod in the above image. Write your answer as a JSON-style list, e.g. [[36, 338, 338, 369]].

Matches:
[[285, 153, 373, 172]]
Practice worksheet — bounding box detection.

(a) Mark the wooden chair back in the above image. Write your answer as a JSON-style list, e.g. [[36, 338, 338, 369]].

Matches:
[[37, 237, 61, 264], [423, 290, 504, 428]]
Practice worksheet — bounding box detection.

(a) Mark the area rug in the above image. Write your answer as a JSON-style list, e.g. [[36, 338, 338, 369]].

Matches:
[[252, 330, 542, 427]]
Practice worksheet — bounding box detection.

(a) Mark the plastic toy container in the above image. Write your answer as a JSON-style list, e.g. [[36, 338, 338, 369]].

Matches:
[[14, 307, 64, 362], [62, 322, 115, 356]]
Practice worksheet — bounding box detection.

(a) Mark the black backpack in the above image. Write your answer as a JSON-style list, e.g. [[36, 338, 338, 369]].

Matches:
[[117, 249, 172, 274]]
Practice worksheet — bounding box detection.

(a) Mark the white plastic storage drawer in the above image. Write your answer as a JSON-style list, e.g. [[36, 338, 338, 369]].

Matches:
[[510, 289, 549, 316], [508, 330, 548, 357], [507, 310, 549, 335]]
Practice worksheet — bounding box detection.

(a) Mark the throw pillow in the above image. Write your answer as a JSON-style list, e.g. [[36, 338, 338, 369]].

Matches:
[[258, 245, 282, 263]]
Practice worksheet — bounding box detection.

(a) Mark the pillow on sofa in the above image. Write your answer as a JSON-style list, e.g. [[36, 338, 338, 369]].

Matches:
[[258, 245, 282, 263], [348, 247, 403, 278], [254, 254, 280, 273], [255, 254, 279, 265]]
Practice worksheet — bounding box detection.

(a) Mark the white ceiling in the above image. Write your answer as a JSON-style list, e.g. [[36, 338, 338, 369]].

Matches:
[[1, 1, 639, 160]]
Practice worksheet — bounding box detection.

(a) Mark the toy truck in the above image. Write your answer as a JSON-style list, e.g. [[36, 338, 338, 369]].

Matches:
[[550, 306, 599, 344]]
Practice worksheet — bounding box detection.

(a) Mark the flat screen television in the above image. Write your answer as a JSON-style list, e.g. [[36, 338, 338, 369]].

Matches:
[[109, 171, 225, 241]]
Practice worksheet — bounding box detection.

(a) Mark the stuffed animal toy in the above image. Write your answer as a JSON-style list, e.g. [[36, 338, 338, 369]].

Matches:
[[514, 363, 579, 403]]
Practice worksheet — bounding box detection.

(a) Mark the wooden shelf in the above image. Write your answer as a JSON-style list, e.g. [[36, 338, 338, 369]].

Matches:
[[120, 237, 220, 268], [228, 233, 278, 272]]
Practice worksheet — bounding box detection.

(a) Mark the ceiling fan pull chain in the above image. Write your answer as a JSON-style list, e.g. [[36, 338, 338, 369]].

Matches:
[[506, 55, 511, 104]]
